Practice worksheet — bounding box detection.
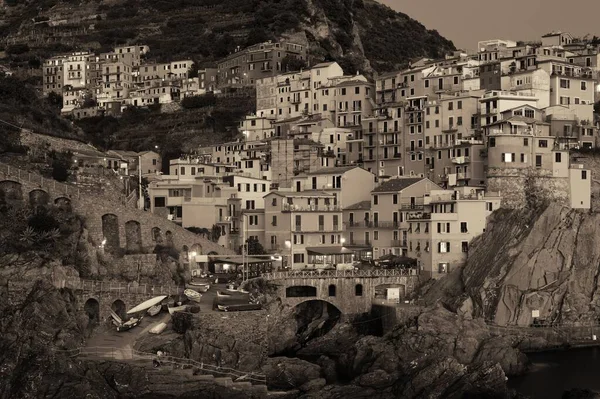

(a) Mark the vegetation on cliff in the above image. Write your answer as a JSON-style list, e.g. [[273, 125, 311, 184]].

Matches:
[[1, 0, 454, 74]]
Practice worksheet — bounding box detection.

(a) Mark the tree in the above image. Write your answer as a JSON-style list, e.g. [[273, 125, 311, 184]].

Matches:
[[594, 101, 600, 114], [281, 55, 307, 73], [48, 150, 73, 182], [188, 62, 198, 78], [244, 237, 266, 255], [210, 224, 222, 243], [181, 93, 216, 109], [46, 92, 63, 110]]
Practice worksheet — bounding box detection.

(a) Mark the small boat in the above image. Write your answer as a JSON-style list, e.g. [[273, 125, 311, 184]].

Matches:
[[117, 316, 143, 332], [184, 289, 202, 303], [168, 305, 188, 315], [127, 295, 168, 315], [217, 303, 262, 312], [226, 283, 239, 292], [195, 284, 210, 293], [149, 322, 167, 335], [147, 304, 161, 316], [217, 290, 231, 297]]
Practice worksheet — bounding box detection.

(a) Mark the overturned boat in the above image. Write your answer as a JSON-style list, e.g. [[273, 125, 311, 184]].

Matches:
[[168, 304, 188, 315], [184, 289, 202, 303], [147, 304, 161, 316], [127, 295, 168, 315], [149, 322, 168, 335]]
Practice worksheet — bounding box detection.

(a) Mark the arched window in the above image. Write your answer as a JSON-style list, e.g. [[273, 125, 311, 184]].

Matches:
[[355, 284, 363, 296], [328, 284, 336, 297]]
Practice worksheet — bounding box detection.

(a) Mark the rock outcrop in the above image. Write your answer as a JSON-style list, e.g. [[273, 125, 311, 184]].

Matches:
[[425, 203, 600, 327]]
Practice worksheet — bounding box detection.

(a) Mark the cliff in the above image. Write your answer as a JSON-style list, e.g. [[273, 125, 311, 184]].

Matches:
[[423, 203, 600, 328], [1, 0, 455, 75]]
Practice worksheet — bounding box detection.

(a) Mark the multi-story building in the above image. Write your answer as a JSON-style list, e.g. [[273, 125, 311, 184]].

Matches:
[[292, 166, 375, 208], [264, 190, 350, 269], [217, 40, 306, 88], [198, 68, 218, 93], [42, 55, 65, 95], [406, 186, 501, 278]]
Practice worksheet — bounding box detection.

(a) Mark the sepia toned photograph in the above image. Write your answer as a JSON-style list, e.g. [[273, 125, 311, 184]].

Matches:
[[1, 0, 600, 398]]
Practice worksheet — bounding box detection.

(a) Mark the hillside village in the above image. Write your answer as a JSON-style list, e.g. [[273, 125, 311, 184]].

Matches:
[[10, 31, 600, 279]]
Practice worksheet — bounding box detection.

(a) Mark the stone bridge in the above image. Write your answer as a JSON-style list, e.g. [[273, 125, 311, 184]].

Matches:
[[0, 162, 232, 257], [262, 269, 421, 315]]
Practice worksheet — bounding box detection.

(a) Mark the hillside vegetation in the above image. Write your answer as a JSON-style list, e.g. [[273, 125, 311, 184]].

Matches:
[[0, 0, 455, 74]]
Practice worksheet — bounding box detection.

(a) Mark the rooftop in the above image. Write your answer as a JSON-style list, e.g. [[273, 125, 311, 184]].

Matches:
[[372, 177, 425, 193], [307, 166, 359, 175], [344, 200, 371, 211]]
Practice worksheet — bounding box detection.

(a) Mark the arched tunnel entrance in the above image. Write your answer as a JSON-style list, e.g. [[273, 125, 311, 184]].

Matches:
[[84, 298, 100, 325], [111, 299, 127, 321]]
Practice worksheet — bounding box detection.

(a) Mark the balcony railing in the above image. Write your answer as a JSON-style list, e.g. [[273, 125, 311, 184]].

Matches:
[[346, 239, 372, 246], [282, 203, 342, 212], [262, 269, 416, 280], [451, 156, 471, 164], [390, 240, 407, 247], [345, 221, 399, 229], [406, 212, 431, 220], [400, 204, 424, 210]]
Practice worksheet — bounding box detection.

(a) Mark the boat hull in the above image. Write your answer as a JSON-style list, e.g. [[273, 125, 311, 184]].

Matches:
[[168, 305, 188, 315], [147, 305, 161, 316]]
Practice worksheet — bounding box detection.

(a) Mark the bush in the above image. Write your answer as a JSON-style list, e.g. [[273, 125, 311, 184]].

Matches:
[[6, 44, 30, 55], [48, 150, 73, 182], [181, 93, 216, 109], [172, 312, 193, 334]]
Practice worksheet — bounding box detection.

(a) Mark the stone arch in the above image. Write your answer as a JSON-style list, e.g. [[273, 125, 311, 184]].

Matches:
[[0, 180, 23, 203], [111, 299, 127, 320], [29, 189, 50, 208], [328, 284, 336, 297], [54, 197, 72, 212], [151, 227, 163, 243], [355, 283, 363, 296], [84, 298, 100, 324], [125, 220, 142, 253], [291, 298, 342, 316], [165, 230, 174, 246], [190, 243, 202, 256], [286, 285, 317, 298], [101, 214, 120, 251]]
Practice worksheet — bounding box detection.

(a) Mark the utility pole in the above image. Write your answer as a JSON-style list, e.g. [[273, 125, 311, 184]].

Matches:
[[138, 154, 143, 210]]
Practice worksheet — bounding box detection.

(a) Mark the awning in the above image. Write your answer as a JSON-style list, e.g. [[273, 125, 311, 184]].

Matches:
[[212, 257, 272, 265], [306, 247, 354, 255], [508, 120, 528, 127]]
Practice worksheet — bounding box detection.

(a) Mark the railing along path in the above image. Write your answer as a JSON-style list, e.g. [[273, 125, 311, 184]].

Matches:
[[0, 162, 80, 199], [262, 268, 417, 280], [54, 346, 266, 384], [61, 278, 184, 296]]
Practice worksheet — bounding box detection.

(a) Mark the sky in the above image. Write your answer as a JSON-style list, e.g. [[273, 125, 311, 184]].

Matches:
[[379, 0, 600, 51]]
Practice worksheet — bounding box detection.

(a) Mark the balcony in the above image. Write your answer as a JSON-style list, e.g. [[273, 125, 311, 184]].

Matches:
[[406, 212, 431, 220], [229, 228, 240, 235], [457, 171, 472, 180], [391, 240, 407, 247], [347, 239, 372, 247], [291, 97, 301, 104], [282, 203, 342, 212], [451, 156, 471, 164], [400, 203, 424, 210], [407, 118, 423, 124], [397, 82, 409, 88], [345, 221, 372, 229]]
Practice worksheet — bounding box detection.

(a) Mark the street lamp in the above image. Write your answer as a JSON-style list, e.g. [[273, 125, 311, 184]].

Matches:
[[340, 238, 346, 245]]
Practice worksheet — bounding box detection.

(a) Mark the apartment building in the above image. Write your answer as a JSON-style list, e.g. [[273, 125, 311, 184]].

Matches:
[[406, 186, 501, 278], [43, 56, 65, 95], [292, 166, 375, 208], [217, 40, 306, 88], [264, 190, 350, 270], [198, 68, 218, 93], [544, 105, 598, 148]]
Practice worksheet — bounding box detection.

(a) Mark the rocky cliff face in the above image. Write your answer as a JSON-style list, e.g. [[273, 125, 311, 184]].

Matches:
[[423, 203, 600, 327]]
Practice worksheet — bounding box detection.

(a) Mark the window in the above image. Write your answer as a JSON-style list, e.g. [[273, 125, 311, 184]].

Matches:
[[180, 167, 185, 175], [503, 153, 515, 163], [582, 170, 588, 180], [460, 222, 468, 233], [524, 138, 529, 146], [581, 81, 587, 90], [520, 153, 527, 163], [448, 102, 453, 111], [355, 284, 363, 296], [438, 263, 449, 273], [489, 138, 496, 147], [355, 86, 360, 94], [152, 159, 157, 165], [538, 140, 548, 148], [328, 284, 336, 297], [438, 242, 450, 253], [457, 116, 463, 126], [272, 216, 277, 226], [373, 195, 378, 205], [524, 109, 535, 118], [374, 231, 379, 240], [560, 79, 570, 89], [486, 202, 493, 211], [393, 194, 398, 204], [535, 155, 542, 168], [462, 242, 469, 253], [272, 198, 277, 206], [555, 152, 562, 163], [425, 80, 429, 88]]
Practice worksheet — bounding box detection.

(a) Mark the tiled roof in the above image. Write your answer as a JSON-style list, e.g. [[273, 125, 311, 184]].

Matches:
[[344, 200, 371, 211], [313, 62, 336, 68], [372, 177, 424, 193], [308, 166, 358, 175]]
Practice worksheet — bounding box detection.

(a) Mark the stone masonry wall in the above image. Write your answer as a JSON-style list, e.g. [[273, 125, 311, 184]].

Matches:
[[0, 164, 233, 256], [487, 167, 569, 209]]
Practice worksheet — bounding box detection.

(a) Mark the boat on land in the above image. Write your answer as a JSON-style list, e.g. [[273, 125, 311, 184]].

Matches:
[[147, 305, 161, 316], [117, 315, 143, 332], [126, 295, 168, 315], [217, 290, 232, 297], [149, 322, 168, 335], [184, 289, 202, 302], [168, 305, 188, 315], [217, 303, 262, 312]]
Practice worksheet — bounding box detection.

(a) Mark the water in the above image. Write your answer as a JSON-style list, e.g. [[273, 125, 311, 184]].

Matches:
[[508, 347, 600, 398]]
